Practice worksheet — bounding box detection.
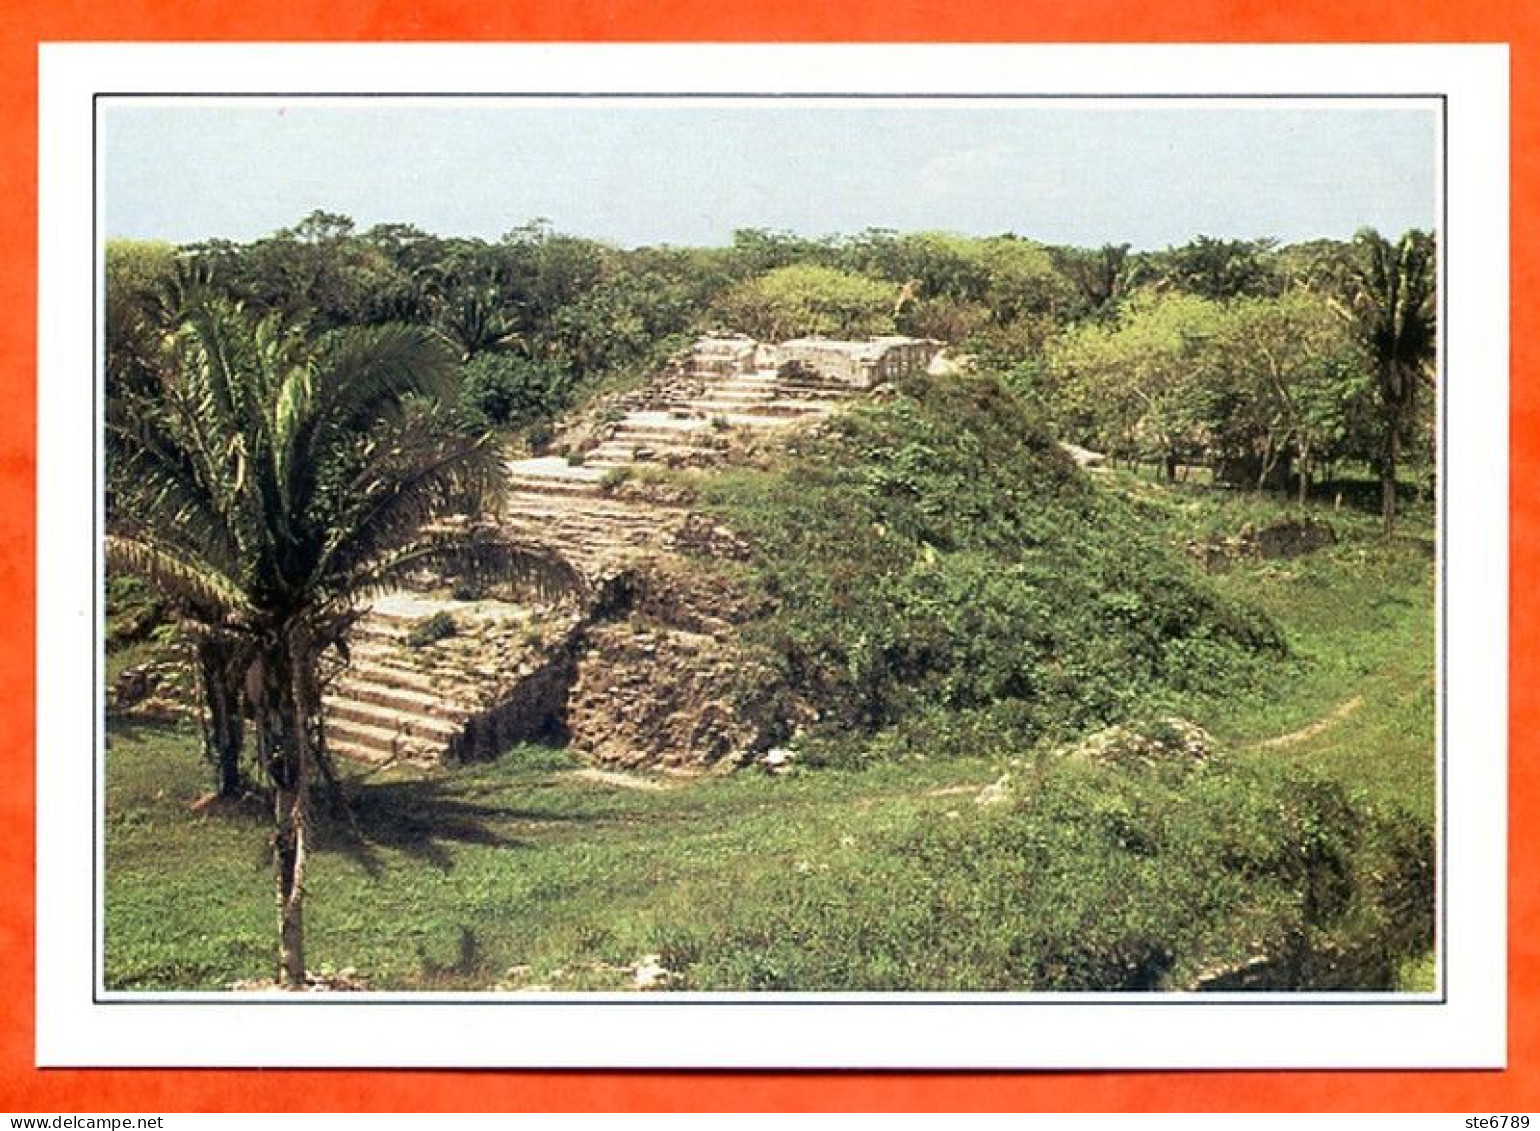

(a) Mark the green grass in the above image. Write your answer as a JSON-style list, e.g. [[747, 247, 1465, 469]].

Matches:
[[103, 681, 1433, 992], [105, 723, 1012, 990], [1130, 478, 1437, 821]]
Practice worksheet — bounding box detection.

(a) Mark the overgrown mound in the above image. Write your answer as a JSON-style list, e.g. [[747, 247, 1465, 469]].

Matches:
[[655, 749, 1433, 991], [701, 369, 1286, 761]]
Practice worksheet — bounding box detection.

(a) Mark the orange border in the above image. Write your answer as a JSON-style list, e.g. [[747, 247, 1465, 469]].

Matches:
[[4, 0, 1531, 1113]]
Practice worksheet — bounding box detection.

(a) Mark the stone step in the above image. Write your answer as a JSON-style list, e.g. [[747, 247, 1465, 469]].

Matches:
[[367, 593, 481, 619], [590, 440, 716, 464], [691, 387, 777, 404], [504, 510, 668, 535], [510, 522, 670, 544], [351, 615, 453, 644], [581, 453, 639, 469], [777, 379, 862, 394], [324, 722, 407, 761], [352, 621, 408, 645], [328, 736, 395, 765], [505, 492, 636, 512], [613, 410, 714, 429], [687, 403, 776, 420], [342, 649, 467, 692], [505, 460, 607, 492], [345, 643, 550, 700], [505, 475, 604, 498], [350, 629, 497, 661], [597, 435, 714, 453], [504, 500, 663, 524], [607, 415, 713, 432], [507, 491, 670, 514], [602, 425, 717, 448], [531, 505, 664, 526], [701, 409, 822, 428], [325, 676, 477, 719], [326, 713, 455, 756], [711, 383, 779, 397], [324, 697, 464, 742], [686, 398, 832, 418], [774, 395, 855, 411], [507, 455, 607, 478]]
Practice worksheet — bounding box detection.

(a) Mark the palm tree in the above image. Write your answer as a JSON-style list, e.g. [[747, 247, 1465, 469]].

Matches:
[[435, 282, 522, 360], [107, 259, 257, 800], [106, 297, 576, 986], [1335, 229, 1438, 534]]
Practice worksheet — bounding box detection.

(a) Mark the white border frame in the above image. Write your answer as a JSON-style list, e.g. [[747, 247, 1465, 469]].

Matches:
[[38, 42, 1509, 1068]]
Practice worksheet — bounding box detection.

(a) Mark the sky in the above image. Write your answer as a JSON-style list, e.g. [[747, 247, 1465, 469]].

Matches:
[[100, 98, 1438, 251]]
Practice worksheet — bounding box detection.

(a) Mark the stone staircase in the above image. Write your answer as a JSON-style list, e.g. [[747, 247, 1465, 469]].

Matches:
[[497, 339, 881, 579], [322, 334, 941, 769], [323, 593, 580, 768]]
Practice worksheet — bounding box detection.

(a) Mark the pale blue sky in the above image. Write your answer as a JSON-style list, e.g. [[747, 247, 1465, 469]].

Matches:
[[101, 99, 1438, 250]]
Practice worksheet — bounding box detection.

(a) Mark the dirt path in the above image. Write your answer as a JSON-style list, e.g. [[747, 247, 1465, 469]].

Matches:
[[1252, 695, 1365, 750], [569, 767, 675, 791], [925, 694, 1370, 800]]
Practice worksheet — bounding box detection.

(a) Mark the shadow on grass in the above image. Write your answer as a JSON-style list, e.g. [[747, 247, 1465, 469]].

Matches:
[[1312, 476, 1436, 520], [415, 925, 491, 988], [103, 713, 197, 746], [316, 773, 596, 874]]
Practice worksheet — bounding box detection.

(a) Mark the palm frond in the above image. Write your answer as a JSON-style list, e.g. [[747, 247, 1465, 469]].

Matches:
[[106, 407, 251, 582], [319, 525, 586, 615], [105, 533, 255, 621], [307, 404, 504, 585], [273, 325, 459, 542], [111, 301, 533, 654]]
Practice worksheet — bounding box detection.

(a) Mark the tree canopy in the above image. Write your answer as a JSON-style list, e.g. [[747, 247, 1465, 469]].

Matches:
[[111, 213, 1438, 509]]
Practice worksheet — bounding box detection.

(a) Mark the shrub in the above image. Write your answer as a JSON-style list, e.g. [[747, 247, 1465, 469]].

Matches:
[[714, 265, 899, 340], [526, 422, 556, 454], [702, 368, 1285, 756], [404, 611, 457, 649], [458, 353, 573, 430], [656, 750, 1433, 991]]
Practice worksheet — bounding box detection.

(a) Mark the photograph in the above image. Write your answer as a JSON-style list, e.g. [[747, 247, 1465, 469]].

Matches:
[[0, 0, 1523, 1106], [95, 88, 1444, 1000]]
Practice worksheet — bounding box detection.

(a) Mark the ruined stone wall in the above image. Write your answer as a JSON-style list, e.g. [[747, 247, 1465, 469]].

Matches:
[[771, 337, 940, 388], [690, 335, 759, 378], [868, 337, 940, 383], [772, 340, 868, 385]]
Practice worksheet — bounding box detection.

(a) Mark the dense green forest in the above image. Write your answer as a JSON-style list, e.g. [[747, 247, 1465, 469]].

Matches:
[[108, 212, 1435, 520], [103, 211, 1437, 993]]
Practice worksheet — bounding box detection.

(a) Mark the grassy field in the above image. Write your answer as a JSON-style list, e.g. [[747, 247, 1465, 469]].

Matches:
[[102, 477, 1437, 993], [1123, 475, 1437, 820]]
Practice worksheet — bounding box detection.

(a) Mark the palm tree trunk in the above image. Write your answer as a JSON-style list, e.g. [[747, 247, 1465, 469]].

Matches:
[[253, 638, 311, 989], [274, 777, 307, 988], [1382, 411, 1402, 536], [197, 640, 245, 798]]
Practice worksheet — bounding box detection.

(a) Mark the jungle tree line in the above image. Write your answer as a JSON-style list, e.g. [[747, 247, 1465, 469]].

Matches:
[[109, 212, 1436, 527]]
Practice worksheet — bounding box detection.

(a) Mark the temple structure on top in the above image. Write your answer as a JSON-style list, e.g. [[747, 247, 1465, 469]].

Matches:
[[691, 333, 941, 388]]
